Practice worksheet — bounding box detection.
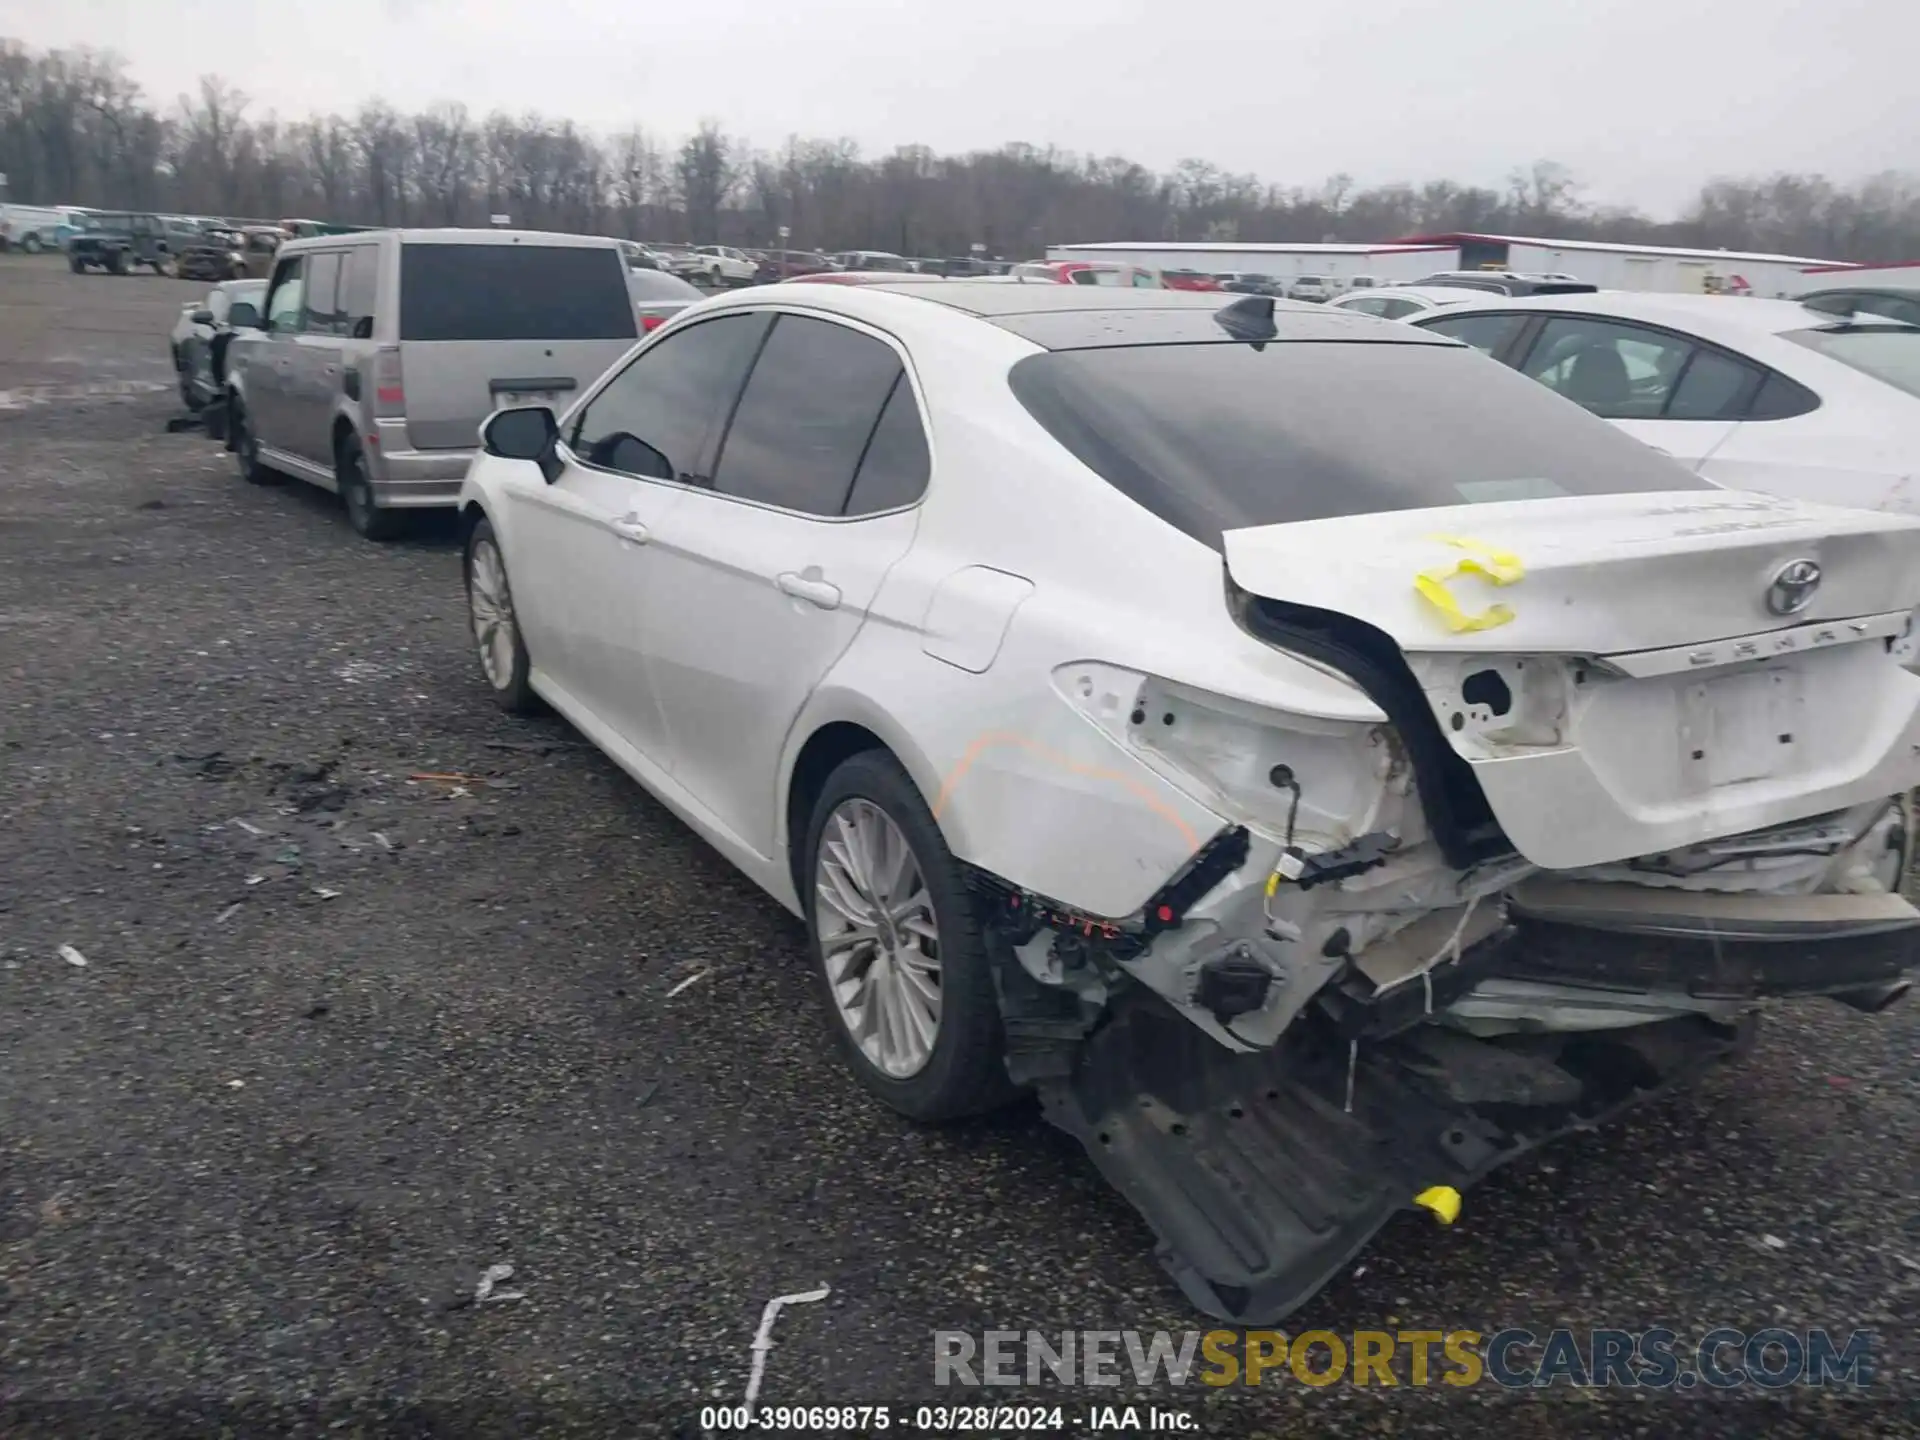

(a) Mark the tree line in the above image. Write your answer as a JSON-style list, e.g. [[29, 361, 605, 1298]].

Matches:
[[4, 39, 1918, 263]]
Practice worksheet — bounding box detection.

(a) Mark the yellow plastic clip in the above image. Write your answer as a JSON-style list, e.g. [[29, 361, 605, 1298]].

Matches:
[[1413, 535, 1525, 634], [1414, 1185, 1462, 1225]]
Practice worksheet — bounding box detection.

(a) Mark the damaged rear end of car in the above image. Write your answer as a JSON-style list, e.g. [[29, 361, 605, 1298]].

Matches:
[[969, 320, 1920, 1325]]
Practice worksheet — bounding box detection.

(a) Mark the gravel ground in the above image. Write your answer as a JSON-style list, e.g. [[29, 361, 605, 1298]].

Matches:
[[2, 251, 1917, 1438]]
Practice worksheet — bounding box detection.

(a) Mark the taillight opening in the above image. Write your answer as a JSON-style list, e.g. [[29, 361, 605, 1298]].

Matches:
[[641, 314, 665, 332]]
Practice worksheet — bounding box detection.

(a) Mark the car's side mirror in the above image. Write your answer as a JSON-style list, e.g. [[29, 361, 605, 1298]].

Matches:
[[190, 308, 215, 325], [482, 405, 563, 484], [350, 316, 373, 339], [229, 303, 259, 328]]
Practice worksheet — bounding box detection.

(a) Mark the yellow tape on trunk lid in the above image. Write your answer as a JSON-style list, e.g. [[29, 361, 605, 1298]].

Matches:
[[1414, 535, 1524, 633]]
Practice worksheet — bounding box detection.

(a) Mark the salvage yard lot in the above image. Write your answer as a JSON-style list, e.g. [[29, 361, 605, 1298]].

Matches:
[[1, 251, 1917, 1437]]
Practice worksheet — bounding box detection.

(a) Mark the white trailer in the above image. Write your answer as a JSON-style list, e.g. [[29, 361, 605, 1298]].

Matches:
[[1043, 241, 1455, 288], [1789, 260, 1911, 296], [1388, 232, 1849, 298]]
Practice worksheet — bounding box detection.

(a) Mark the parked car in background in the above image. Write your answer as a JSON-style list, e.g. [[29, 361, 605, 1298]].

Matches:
[[1213, 272, 1282, 295], [654, 245, 708, 280], [754, 249, 836, 282], [1407, 291, 1920, 512], [0, 203, 67, 253], [627, 267, 706, 330], [177, 224, 284, 282], [225, 228, 640, 540], [455, 279, 1920, 1325], [1009, 260, 1161, 288], [1162, 269, 1224, 292], [1800, 287, 1920, 327], [169, 279, 267, 411], [1344, 275, 1383, 291], [619, 240, 667, 271], [1286, 275, 1337, 302], [832, 250, 912, 273], [1327, 285, 1485, 320], [67, 212, 203, 274], [690, 245, 758, 286], [1408, 270, 1599, 297]]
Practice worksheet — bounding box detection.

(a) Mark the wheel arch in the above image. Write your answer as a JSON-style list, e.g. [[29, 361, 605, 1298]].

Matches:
[[780, 695, 955, 904]]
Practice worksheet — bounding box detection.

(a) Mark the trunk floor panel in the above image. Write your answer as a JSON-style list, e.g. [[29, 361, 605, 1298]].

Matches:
[[1040, 999, 1751, 1324]]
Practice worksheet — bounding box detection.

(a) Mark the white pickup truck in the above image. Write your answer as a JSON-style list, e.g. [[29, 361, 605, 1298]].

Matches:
[[688, 245, 758, 286]]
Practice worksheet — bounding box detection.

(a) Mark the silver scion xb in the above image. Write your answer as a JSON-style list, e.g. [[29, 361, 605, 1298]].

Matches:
[[225, 228, 640, 539]]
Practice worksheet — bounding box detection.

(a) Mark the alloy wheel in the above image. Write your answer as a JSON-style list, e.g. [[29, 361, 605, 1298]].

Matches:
[[467, 537, 520, 690], [814, 798, 942, 1078]]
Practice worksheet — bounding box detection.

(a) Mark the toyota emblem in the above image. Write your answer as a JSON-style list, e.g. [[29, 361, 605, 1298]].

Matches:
[[1766, 558, 1822, 616]]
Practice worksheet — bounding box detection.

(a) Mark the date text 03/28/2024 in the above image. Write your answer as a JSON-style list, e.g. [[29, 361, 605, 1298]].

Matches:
[[699, 1405, 1191, 1432]]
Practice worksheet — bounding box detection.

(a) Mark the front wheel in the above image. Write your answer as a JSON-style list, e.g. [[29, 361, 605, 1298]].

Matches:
[[803, 751, 1014, 1122], [69, 252, 85, 273], [230, 400, 279, 485], [22, 234, 42, 255], [464, 518, 541, 714], [108, 250, 129, 275]]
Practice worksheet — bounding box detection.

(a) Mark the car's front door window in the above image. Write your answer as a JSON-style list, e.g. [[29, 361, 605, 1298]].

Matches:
[[566, 312, 771, 483], [264, 258, 305, 334]]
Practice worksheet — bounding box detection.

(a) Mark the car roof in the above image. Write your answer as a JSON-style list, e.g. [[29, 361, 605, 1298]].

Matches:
[[1399, 289, 1842, 341], [716, 281, 1458, 351], [1345, 286, 1481, 306]]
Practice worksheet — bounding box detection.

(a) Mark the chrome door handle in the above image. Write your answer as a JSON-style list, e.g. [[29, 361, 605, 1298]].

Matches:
[[610, 515, 650, 544], [777, 572, 842, 609]]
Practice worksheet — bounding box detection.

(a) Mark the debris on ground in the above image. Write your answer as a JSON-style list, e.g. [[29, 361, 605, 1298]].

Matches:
[[56, 944, 88, 968], [274, 846, 302, 867], [742, 1284, 831, 1410], [482, 739, 586, 756], [410, 772, 483, 785], [226, 1079, 245, 1090], [474, 1262, 525, 1305], [231, 818, 267, 837], [666, 969, 711, 998], [313, 887, 342, 901], [372, 832, 395, 851], [215, 902, 243, 924]]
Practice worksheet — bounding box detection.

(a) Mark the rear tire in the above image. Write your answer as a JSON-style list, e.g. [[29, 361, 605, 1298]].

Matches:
[[802, 750, 1016, 1122], [178, 374, 203, 412], [22, 234, 42, 255], [338, 436, 408, 541], [68, 252, 85, 274], [108, 250, 128, 275]]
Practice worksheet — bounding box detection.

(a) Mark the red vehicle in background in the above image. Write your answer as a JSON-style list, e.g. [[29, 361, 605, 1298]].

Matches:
[[1160, 268, 1225, 292], [1007, 260, 1163, 288], [753, 248, 836, 282]]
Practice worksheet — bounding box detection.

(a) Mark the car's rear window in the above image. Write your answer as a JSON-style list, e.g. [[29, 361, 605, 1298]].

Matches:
[[399, 243, 636, 342], [1783, 325, 1920, 400], [1007, 341, 1712, 549]]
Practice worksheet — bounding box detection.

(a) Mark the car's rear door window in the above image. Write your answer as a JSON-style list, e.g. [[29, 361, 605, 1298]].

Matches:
[[264, 258, 305, 334], [844, 375, 931, 516], [1008, 340, 1709, 550], [399, 243, 636, 341], [709, 314, 905, 516]]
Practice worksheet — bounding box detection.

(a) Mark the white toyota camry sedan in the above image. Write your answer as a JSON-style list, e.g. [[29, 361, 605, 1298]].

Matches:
[[456, 283, 1920, 1323]]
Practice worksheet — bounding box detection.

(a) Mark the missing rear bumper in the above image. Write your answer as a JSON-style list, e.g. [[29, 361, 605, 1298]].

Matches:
[[1040, 997, 1750, 1324]]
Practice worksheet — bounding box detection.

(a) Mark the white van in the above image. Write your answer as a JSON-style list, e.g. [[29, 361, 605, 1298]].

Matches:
[[0, 204, 68, 253]]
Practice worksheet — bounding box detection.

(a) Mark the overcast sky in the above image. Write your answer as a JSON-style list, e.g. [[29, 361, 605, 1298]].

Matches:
[[10, 0, 1916, 219]]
